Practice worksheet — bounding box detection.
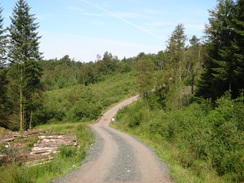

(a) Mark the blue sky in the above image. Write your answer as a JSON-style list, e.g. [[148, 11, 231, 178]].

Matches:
[[1, 0, 217, 62]]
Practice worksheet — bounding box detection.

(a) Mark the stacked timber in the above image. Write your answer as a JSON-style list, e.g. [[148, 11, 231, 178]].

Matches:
[[30, 135, 78, 156]]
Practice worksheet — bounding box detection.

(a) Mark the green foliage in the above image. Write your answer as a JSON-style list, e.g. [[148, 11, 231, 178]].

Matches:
[[0, 6, 10, 129], [40, 52, 133, 91], [6, 0, 43, 130], [196, 0, 244, 100], [166, 23, 186, 72], [0, 7, 7, 64], [59, 145, 79, 158], [114, 94, 244, 182], [40, 55, 81, 90], [136, 59, 156, 96], [34, 73, 137, 126]]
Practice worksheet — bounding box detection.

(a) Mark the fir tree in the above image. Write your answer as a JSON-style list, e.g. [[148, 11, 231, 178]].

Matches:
[[230, 0, 244, 98], [165, 24, 187, 108], [0, 6, 9, 128], [8, 0, 42, 130], [166, 24, 186, 73], [0, 7, 7, 66], [196, 0, 244, 100]]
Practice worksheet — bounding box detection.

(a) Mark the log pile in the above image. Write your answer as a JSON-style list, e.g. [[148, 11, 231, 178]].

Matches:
[[0, 129, 78, 165], [30, 135, 78, 156]]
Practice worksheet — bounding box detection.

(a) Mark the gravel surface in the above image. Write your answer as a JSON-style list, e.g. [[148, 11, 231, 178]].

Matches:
[[110, 127, 171, 177], [102, 127, 141, 182], [52, 96, 174, 183], [82, 128, 105, 163]]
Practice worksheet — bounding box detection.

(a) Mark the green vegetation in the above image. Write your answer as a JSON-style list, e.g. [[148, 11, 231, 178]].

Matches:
[[196, 0, 244, 100], [112, 1, 244, 182], [7, 0, 43, 131], [34, 72, 137, 126], [0, 122, 94, 183], [113, 93, 244, 182], [0, 6, 11, 129]]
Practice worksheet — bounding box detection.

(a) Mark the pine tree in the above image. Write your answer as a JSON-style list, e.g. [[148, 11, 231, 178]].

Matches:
[[196, 0, 244, 100], [165, 24, 187, 107], [0, 7, 7, 66], [229, 0, 244, 98], [0, 6, 9, 128], [8, 0, 42, 130], [166, 24, 186, 74]]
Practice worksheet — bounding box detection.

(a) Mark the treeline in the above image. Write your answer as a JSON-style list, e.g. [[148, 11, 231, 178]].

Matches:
[[36, 73, 137, 126], [40, 52, 133, 90], [0, 0, 138, 130]]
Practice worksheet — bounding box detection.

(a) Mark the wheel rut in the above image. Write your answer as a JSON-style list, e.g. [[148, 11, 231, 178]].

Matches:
[[53, 96, 174, 183], [102, 127, 140, 182]]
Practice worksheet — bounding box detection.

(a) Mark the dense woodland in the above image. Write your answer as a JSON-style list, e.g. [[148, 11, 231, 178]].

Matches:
[[0, 0, 243, 182]]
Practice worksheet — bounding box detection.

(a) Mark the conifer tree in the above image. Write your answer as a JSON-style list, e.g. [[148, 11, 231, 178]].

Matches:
[[8, 0, 42, 130], [229, 0, 244, 98], [166, 24, 186, 74], [196, 0, 244, 99], [165, 24, 187, 107], [0, 6, 9, 128]]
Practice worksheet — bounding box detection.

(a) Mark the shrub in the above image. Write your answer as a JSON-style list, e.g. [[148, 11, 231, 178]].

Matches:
[[114, 93, 244, 182]]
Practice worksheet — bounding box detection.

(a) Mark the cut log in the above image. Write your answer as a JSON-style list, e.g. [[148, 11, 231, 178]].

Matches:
[[2, 137, 15, 142], [30, 135, 78, 157], [0, 154, 8, 159], [38, 136, 64, 140]]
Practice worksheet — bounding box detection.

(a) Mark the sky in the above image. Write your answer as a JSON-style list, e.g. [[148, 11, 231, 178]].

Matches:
[[1, 0, 217, 62]]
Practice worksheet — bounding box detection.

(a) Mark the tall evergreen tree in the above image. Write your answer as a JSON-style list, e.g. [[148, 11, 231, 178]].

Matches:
[[0, 6, 9, 128], [165, 24, 187, 108], [229, 0, 244, 98], [166, 24, 186, 74], [196, 0, 244, 99], [8, 0, 42, 130]]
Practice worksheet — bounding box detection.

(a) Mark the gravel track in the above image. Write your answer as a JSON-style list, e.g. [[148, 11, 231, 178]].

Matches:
[[53, 96, 174, 183], [102, 127, 141, 182]]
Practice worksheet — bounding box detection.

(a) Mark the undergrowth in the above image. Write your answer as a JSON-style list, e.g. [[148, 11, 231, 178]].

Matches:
[[112, 93, 244, 183], [34, 73, 137, 126]]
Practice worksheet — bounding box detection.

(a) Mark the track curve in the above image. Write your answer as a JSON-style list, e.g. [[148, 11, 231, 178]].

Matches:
[[53, 96, 173, 183]]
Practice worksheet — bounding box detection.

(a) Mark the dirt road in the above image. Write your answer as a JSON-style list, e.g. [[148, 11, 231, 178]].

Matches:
[[54, 96, 173, 183]]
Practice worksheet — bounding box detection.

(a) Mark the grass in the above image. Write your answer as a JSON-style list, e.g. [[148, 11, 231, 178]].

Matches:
[[0, 122, 94, 183], [0, 127, 11, 138]]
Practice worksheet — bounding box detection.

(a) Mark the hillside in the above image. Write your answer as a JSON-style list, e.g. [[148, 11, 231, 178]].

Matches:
[[38, 72, 137, 125]]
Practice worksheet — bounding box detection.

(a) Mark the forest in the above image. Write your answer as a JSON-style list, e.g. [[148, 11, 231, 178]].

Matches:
[[0, 0, 243, 182]]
